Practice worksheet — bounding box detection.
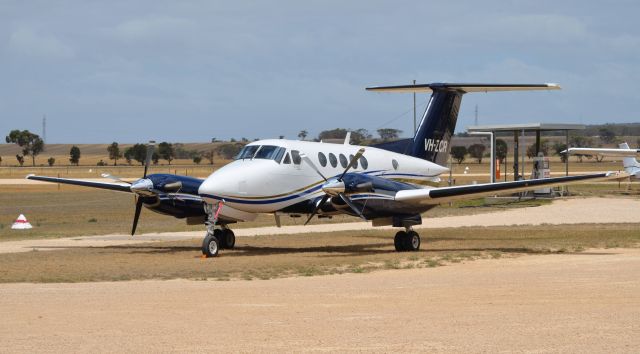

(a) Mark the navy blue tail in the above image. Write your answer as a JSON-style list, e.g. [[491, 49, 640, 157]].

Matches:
[[368, 82, 559, 166]]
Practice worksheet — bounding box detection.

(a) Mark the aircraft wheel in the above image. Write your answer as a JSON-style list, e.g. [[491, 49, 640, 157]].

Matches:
[[394, 231, 407, 252], [406, 231, 420, 252], [221, 229, 236, 249], [213, 229, 224, 248], [202, 233, 220, 257]]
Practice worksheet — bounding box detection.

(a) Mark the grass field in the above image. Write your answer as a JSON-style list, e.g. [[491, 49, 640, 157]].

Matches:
[[0, 185, 559, 241], [1, 223, 638, 283]]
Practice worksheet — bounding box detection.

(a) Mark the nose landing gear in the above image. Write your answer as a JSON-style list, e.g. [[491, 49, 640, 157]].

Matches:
[[394, 228, 421, 252], [202, 200, 235, 258]]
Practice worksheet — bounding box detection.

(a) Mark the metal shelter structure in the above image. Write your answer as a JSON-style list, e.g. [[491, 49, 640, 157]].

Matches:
[[467, 123, 585, 182]]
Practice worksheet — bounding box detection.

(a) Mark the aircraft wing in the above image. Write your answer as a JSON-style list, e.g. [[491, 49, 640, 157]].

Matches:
[[564, 147, 640, 157], [394, 172, 623, 205], [26, 175, 132, 193]]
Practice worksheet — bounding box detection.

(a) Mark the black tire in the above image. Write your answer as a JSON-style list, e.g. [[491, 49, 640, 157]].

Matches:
[[221, 229, 236, 249], [214, 229, 224, 249], [406, 231, 420, 251], [201, 234, 219, 257], [394, 231, 407, 252]]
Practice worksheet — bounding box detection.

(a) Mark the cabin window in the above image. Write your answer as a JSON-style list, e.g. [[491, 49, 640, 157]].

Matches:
[[349, 154, 358, 169], [392, 159, 399, 170], [254, 145, 285, 161], [291, 150, 302, 165], [318, 152, 327, 167], [339, 154, 348, 168], [235, 145, 259, 160], [329, 153, 338, 168], [283, 153, 291, 164], [360, 156, 368, 170]]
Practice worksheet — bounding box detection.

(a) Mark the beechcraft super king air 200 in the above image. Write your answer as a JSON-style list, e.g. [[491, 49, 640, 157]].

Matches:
[[28, 83, 622, 258], [194, 82, 622, 257]]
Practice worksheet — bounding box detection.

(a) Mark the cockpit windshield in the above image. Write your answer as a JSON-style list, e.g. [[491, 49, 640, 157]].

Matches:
[[235, 145, 286, 162], [235, 145, 259, 160]]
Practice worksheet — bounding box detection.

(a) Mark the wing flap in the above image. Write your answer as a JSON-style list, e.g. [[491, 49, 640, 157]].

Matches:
[[395, 172, 623, 205], [26, 175, 132, 193]]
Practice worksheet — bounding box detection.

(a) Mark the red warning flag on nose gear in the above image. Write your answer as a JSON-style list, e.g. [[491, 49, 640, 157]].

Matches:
[[11, 214, 33, 230]]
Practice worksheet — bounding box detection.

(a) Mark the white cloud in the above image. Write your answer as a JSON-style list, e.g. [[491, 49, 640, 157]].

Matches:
[[106, 15, 196, 44], [8, 27, 74, 58]]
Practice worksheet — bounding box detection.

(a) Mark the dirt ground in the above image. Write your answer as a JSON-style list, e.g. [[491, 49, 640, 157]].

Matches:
[[0, 248, 637, 353]]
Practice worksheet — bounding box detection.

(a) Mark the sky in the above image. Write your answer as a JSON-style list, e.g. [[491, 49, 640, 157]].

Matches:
[[1, 1, 639, 143]]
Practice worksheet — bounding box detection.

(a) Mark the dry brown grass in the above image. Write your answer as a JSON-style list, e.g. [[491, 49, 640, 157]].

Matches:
[[0, 223, 637, 283]]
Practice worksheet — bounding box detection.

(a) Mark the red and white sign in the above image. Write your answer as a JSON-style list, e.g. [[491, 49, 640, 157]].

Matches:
[[11, 214, 33, 230]]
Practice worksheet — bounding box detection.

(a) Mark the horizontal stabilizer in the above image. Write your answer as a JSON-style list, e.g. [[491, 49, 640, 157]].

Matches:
[[366, 83, 560, 93]]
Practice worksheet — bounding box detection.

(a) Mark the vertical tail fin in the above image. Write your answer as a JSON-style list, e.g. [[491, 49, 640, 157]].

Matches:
[[367, 83, 560, 166], [619, 142, 640, 178]]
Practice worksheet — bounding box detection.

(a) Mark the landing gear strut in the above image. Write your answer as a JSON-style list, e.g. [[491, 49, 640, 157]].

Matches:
[[394, 228, 420, 252], [202, 200, 234, 258]]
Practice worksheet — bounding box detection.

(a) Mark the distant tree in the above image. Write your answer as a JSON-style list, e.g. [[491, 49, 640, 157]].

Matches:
[[47, 157, 55, 166], [193, 155, 202, 164], [152, 152, 159, 165], [217, 143, 243, 160], [526, 140, 550, 159], [637, 138, 640, 148], [467, 144, 486, 163], [376, 128, 402, 141], [241, 137, 249, 143], [201, 150, 215, 165], [157, 142, 175, 165], [16, 154, 24, 166], [123, 147, 133, 165], [318, 128, 371, 144], [5, 130, 44, 167], [450, 146, 467, 164], [107, 142, 122, 166], [278, 135, 285, 139], [96, 159, 107, 166], [569, 135, 593, 147], [69, 146, 81, 165], [298, 130, 308, 140], [553, 142, 568, 163], [210, 138, 217, 143], [230, 138, 236, 142], [129, 143, 148, 165], [495, 139, 508, 162], [0, 156, 2, 166], [599, 128, 616, 144]]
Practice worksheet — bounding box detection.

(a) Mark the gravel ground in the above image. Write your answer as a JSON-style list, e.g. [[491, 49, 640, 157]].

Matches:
[[0, 248, 638, 353]]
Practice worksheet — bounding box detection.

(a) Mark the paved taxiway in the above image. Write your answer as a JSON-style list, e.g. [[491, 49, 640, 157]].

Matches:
[[1, 197, 639, 253]]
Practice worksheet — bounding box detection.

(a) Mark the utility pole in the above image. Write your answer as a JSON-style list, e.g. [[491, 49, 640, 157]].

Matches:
[[42, 114, 47, 150], [413, 79, 417, 134], [474, 105, 478, 126]]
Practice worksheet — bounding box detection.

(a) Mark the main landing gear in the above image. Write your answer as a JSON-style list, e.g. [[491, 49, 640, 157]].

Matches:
[[201, 200, 235, 258], [394, 228, 420, 252]]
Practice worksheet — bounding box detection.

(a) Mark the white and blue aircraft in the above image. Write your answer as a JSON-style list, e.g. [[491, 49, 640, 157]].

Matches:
[[28, 83, 619, 258]]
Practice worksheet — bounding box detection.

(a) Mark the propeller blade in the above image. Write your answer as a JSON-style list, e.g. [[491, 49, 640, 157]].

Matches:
[[300, 153, 327, 181], [101, 173, 131, 185], [338, 193, 367, 221], [338, 148, 365, 181], [131, 197, 143, 236], [304, 194, 330, 225], [143, 141, 155, 178]]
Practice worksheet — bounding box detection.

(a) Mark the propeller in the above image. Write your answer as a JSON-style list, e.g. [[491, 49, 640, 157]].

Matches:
[[131, 141, 155, 236], [301, 148, 367, 225]]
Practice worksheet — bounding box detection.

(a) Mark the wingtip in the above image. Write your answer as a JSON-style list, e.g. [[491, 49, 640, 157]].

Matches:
[[25, 174, 35, 179]]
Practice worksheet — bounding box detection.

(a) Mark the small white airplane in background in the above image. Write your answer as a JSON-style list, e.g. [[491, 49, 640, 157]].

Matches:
[[28, 82, 622, 258], [565, 142, 640, 178]]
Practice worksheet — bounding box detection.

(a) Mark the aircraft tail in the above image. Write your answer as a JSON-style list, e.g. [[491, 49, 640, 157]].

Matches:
[[619, 142, 640, 178], [367, 83, 560, 166]]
